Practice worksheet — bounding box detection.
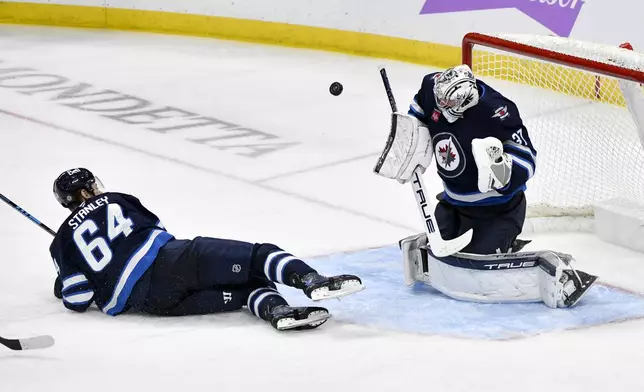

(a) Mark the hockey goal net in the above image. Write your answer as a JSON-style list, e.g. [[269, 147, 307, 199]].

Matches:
[[463, 33, 644, 230]]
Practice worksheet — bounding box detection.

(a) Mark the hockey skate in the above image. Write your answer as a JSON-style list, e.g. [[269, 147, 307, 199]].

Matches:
[[510, 239, 532, 253], [561, 269, 598, 307], [269, 305, 331, 331], [290, 272, 365, 301]]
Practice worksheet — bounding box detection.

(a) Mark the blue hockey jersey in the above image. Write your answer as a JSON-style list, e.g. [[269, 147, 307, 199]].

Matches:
[[50, 192, 173, 316], [409, 72, 537, 206]]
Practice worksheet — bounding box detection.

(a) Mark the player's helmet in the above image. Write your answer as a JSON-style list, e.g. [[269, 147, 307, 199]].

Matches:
[[53, 168, 103, 210], [433, 64, 480, 123]]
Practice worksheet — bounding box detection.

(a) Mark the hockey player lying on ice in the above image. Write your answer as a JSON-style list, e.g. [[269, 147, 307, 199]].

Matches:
[[51, 168, 364, 331], [374, 64, 597, 308]]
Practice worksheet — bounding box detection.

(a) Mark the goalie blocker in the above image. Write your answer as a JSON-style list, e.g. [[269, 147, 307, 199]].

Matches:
[[400, 233, 597, 308]]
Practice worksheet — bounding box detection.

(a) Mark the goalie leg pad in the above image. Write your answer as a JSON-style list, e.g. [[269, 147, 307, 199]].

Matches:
[[427, 251, 542, 304], [400, 233, 431, 286], [400, 236, 598, 307]]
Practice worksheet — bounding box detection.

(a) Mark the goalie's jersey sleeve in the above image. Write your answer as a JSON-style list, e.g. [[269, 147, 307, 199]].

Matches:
[[49, 192, 174, 316], [409, 72, 537, 206]]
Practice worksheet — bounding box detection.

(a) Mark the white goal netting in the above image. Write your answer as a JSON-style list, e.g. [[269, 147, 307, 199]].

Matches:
[[467, 34, 644, 228]]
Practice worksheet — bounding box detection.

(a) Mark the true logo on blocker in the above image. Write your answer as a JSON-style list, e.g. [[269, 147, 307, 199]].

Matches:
[[420, 0, 586, 37]]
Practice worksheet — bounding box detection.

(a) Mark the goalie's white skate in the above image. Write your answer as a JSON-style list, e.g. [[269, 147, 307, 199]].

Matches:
[[560, 269, 598, 307]]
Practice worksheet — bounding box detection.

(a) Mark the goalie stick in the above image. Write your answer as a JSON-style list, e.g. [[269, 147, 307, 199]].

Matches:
[[0, 193, 56, 350], [377, 68, 473, 257]]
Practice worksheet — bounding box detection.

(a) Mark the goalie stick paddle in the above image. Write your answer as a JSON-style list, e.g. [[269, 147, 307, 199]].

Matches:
[[378, 67, 473, 257], [0, 334, 55, 351]]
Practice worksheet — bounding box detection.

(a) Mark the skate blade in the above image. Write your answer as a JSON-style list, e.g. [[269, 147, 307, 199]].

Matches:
[[310, 280, 365, 301], [276, 311, 331, 331], [566, 274, 599, 307]]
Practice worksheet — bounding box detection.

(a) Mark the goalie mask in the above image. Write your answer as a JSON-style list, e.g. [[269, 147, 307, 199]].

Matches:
[[433, 65, 480, 123]]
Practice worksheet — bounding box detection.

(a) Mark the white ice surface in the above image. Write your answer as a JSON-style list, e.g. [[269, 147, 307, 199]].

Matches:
[[0, 26, 644, 392]]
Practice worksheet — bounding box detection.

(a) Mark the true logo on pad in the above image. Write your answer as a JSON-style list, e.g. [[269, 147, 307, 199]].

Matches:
[[420, 0, 585, 37]]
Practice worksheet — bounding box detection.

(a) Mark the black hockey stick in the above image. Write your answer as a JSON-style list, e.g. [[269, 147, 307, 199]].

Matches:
[[0, 334, 55, 351], [379, 67, 398, 112], [0, 193, 56, 350], [0, 193, 56, 236], [376, 68, 472, 257]]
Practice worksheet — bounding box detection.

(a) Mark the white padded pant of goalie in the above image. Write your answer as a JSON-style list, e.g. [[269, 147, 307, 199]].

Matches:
[[401, 233, 575, 308], [594, 198, 644, 253]]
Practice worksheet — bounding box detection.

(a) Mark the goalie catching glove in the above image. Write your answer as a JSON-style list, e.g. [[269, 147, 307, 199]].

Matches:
[[373, 113, 433, 184], [471, 137, 512, 193]]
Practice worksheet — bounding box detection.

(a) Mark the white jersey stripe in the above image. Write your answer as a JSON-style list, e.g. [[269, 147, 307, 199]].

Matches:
[[503, 141, 537, 162], [443, 185, 504, 203], [508, 153, 535, 179], [410, 99, 425, 115], [64, 291, 94, 305], [62, 274, 88, 291]]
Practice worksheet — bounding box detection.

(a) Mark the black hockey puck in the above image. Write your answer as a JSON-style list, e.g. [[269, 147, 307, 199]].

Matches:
[[329, 82, 343, 96]]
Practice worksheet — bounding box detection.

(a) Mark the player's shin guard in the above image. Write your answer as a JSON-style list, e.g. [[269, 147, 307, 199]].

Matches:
[[252, 244, 364, 300], [247, 287, 289, 321], [252, 244, 316, 286]]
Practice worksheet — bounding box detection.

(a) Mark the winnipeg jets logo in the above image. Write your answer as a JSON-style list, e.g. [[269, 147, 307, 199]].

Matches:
[[493, 106, 510, 120], [433, 132, 466, 178], [438, 140, 457, 168]]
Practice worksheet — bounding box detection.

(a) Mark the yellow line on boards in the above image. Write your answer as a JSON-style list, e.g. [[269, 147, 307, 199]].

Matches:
[[0, 2, 461, 68], [0, 2, 621, 104]]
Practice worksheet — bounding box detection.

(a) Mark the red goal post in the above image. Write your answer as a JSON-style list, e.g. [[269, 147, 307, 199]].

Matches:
[[462, 32, 644, 84]]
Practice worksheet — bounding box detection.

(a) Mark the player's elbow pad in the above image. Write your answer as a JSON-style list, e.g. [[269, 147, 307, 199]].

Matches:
[[63, 299, 92, 313], [54, 276, 63, 299], [61, 275, 95, 312], [62, 289, 94, 311]]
